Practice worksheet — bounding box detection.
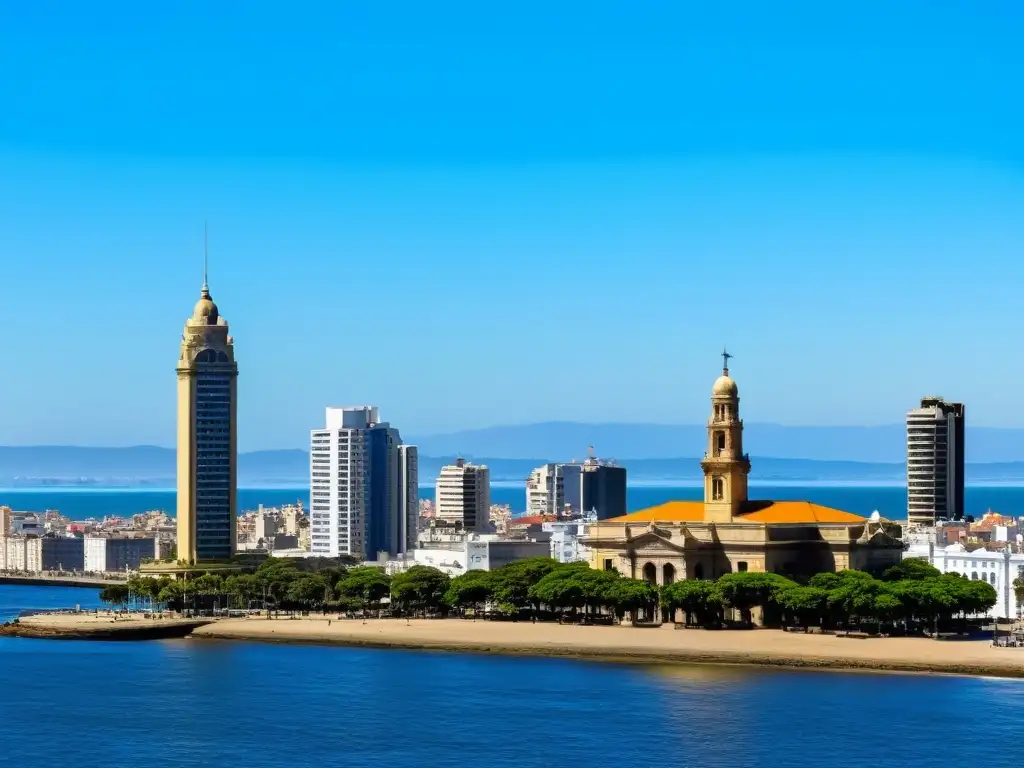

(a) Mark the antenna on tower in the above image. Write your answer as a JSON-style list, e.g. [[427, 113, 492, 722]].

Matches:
[[203, 220, 209, 292]]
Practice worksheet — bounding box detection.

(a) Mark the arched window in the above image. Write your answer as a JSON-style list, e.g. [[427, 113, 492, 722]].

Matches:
[[663, 563, 676, 585], [971, 573, 978, 580], [712, 477, 724, 501], [642, 563, 657, 584], [714, 431, 726, 456]]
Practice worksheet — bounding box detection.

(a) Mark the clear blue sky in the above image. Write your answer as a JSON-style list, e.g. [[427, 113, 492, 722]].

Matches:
[[1, 1, 1022, 449]]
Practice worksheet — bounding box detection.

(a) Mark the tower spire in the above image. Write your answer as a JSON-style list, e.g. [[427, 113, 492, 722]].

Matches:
[[202, 221, 210, 297], [722, 347, 732, 375]]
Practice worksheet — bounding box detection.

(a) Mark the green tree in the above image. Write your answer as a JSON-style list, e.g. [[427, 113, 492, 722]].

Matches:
[[776, 585, 828, 630], [444, 570, 494, 612], [881, 558, 941, 582], [256, 558, 302, 612], [1014, 575, 1024, 605], [716, 572, 794, 626], [488, 557, 563, 612], [607, 577, 658, 623], [390, 566, 451, 615], [662, 580, 724, 627], [225, 574, 261, 608], [287, 574, 331, 610], [528, 565, 618, 616], [336, 567, 392, 612], [99, 584, 130, 608]]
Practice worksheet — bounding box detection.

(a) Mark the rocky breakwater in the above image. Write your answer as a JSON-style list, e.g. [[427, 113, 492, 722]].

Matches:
[[0, 612, 213, 641]]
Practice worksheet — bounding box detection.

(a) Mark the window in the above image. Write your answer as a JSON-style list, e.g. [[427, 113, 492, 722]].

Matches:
[[603, 559, 613, 571], [737, 561, 748, 572], [712, 476, 724, 501]]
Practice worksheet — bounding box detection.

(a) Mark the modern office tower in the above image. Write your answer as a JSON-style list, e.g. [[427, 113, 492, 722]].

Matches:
[[435, 458, 490, 531], [309, 406, 413, 560], [528, 450, 627, 521], [906, 397, 966, 526], [176, 256, 238, 564], [398, 445, 419, 555]]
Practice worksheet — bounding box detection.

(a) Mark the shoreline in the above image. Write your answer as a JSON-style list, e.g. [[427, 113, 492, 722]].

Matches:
[[9, 613, 1024, 680], [191, 618, 1024, 680]]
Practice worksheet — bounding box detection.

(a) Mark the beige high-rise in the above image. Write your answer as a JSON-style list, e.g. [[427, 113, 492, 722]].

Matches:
[[176, 275, 238, 564]]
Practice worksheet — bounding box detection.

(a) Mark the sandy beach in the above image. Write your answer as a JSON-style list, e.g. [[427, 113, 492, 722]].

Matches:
[[190, 617, 1024, 678]]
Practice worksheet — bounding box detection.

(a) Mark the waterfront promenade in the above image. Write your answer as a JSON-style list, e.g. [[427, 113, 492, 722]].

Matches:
[[0, 573, 126, 588]]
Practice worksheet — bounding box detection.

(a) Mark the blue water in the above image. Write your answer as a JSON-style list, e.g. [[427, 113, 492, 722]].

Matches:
[[0, 585, 1022, 768], [0, 484, 1022, 518]]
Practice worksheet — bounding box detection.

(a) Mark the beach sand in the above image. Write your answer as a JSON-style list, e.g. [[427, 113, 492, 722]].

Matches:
[[190, 617, 1024, 678]]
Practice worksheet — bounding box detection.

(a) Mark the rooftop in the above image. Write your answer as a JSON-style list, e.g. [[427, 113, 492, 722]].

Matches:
[[605, 500, 867, 526]]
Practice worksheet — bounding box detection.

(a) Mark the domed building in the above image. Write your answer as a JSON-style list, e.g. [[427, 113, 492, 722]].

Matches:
[[584, 353, 903, 584]]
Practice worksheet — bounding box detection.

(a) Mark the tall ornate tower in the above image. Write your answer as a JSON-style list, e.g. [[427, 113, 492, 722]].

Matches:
[[176, 242, 238, 564], [700, 351, 750, 523]]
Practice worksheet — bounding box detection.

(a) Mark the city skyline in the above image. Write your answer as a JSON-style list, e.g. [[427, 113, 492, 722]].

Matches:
[[2, 3, 1022, 448]]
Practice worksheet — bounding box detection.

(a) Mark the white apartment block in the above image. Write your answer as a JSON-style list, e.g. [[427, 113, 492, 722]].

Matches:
[[0, 537, 43, 573], [310, 406, 415, 560], [310, 407, 371, 559], [526, 463, 563, 516], [436, 459, 490, 531]]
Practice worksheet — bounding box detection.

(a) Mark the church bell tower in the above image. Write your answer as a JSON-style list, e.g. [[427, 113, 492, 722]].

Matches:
[[700, 350, 751, 523]]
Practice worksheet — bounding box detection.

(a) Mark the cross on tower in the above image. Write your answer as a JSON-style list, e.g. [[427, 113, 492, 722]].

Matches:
[[721, 348, 732, 374]]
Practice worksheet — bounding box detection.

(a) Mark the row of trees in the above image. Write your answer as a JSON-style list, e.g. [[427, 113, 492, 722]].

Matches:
[[100, 557, 660, 619], [663, 559, 999, 633], [100, 556, 998, 633]]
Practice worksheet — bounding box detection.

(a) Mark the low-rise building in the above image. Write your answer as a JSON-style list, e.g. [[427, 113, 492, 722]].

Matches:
[[0, 536, 43, 573], [904, 540, 1024, 619], [543, 515, 595, 563], [41, 535, 85, 572], [405, 535, 550, 577], [84, 536, 158, 573]]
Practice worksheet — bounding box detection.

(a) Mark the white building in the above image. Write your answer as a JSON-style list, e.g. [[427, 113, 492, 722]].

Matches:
[[904, 541, 1024, 619], [309, 406, 415, 560], [436, 459, 490, 531], [83, 537, 158, 573], [0, 537, 43, 573], [543, 514, 595, 563], [404, 535, 549, 577], [906, 397, 965, 527], [526, 463, 563, 516], [310, 407, 371, 559]]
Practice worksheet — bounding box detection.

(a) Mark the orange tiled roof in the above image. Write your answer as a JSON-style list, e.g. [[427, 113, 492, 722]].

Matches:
[[606, 501, 706, 523], [604, 500, 864, 525]]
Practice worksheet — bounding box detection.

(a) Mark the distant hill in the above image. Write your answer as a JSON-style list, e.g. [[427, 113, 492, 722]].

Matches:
[[0, 444, 1023, 486], [408, 421, 1024, 464], [0, 446, 307, 487]]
